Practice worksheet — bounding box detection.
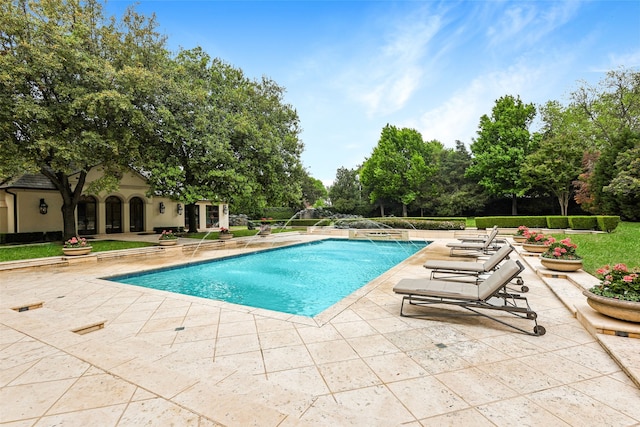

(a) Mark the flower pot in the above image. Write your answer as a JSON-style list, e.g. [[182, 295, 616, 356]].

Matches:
[[540, 258, 583, 272], [583, 290, 640, 323], [158, 240, 178, 246], [218, 233, 233, 240], [522, 243, 548, 253], [62, 246, 92, 256], [513, 236, 526, 243]]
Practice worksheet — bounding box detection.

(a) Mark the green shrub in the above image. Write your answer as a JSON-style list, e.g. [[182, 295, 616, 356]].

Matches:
[[568, 216, 597, 230], [372, 218, 465, 230], [546, 216, 569, 229], [596, 216, 620, 232], [475, 216, 547, 229], [262, 207, 297, 220]]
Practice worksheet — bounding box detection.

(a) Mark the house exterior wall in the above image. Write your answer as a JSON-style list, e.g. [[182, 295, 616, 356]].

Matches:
[[0, 168, 229, 235]]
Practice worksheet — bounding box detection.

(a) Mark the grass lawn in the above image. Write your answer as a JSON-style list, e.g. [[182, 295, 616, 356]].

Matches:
[[0, 240, 154, 262], [548, 221, 640, 275], [186, 227, 305, 240]]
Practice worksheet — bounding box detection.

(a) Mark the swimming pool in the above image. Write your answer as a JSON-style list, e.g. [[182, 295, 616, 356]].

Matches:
[[107, 239, 427, 317]]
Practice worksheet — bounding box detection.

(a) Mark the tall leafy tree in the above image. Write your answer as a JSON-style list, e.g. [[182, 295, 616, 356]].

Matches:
[[360, 125, 437, 217], [144, 50, 304, 229], [466, 95, 536, 215], [423, 141, 488, 216], [0, 0, 167, 239], [521, 101, 587, 215], [328, 167, 364, 214], [301, 172, 327, 208]]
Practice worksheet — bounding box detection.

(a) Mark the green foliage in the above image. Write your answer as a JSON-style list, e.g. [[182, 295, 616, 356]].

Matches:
[[0, 0, 167, 239], [546, 216, 569, 229], [328, 167, 367, 214], [466, 95, 536, 214], [568, 216, 597, 230], [596, 216, 620, 232], [370, 218, 465, 230], [475, 216, 548, 229], [301, 174, 327, 207], [360, 125, 439, 216], [421, 141, 488, 216], [262, 207, 297, 220]]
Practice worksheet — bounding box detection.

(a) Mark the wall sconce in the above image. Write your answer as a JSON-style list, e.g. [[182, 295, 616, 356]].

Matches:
[[39, 198, 48, 215], [159, 202, 165, 214], [223, 204, 228, 215], [177, 203, 183, 215]]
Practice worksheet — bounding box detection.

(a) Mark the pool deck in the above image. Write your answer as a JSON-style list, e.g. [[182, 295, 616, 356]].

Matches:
[[1, 230, 639, 426]]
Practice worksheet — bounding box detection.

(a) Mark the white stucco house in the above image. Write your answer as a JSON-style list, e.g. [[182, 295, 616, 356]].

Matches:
[[0, 167, 229, 236]]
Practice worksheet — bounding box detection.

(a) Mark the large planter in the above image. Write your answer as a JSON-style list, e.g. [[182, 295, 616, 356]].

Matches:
[[583, 290, 640, 323], [218, 233, 233, 240], [540, 258, 583, 272], [513, 235, 527, 244], [62, 246, 92, 256], [522, 243, 548, 253], [158, 240, 178, 246]]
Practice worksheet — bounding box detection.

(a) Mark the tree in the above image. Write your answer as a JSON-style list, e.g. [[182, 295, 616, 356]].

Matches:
[[423, 141, 488, 216], [521, 101, 587, 215], [301, 173, 327, 207], [466, 95, 536, 215], [360, 125, 438, 217], [142, 49, 241, 232], [328, 167, 363, 214], [143, 49, 305, 228], [591, 129, 640, 219], [0, 0, 167, 239]]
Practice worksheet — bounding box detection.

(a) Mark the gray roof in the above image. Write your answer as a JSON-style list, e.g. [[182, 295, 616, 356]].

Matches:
[[0, 174, 57, 190]]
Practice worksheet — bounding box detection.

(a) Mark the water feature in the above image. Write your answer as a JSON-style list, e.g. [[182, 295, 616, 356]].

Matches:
[[107, 239, 428, 317]]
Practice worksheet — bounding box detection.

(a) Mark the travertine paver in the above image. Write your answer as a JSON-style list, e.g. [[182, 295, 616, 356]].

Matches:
[[1, 233, 639, 426]]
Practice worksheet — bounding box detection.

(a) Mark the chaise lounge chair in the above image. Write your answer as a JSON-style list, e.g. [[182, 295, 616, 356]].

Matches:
[[445, 226, 505, 256], [455, 225, 498, 243], [393, 260, 545, 336]]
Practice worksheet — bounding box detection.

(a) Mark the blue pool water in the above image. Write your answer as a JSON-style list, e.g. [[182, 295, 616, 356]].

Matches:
[[107, 239, 427, 317]]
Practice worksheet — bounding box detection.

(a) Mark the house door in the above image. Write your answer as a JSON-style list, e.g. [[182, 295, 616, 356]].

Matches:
[[129, 197, 144, 232], [77, 195, 97, 236], [105, 196, 122, 234]]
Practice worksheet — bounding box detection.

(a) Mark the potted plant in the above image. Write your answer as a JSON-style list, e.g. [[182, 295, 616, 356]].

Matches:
[[158, 230, 179, 246], [218, 227, 233, 240], [522, 231, 554, 253], [62, 236, 92, 256], [584, 264, 640, 322], [540, 238, 583, 271], [513, 225, 529, 243], [258, 218, 272, 236]]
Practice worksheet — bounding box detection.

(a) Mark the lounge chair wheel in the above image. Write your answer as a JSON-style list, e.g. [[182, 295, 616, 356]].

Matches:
[[521, 285, 529, 293], [527, 312, 537, 320], [534, 325, 546, 336], [516, 278, 523, 286]]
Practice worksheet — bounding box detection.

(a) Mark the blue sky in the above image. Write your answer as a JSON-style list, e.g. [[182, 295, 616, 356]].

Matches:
[[106, 0, 640, 185]]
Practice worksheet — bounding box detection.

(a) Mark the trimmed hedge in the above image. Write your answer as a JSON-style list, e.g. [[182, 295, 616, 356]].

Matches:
[[352, 218, 465, 230], [475, 215, 620, 232], [568, 216, 597, 230], [597, 216, 620, 232], [546, 216, 570, 229]]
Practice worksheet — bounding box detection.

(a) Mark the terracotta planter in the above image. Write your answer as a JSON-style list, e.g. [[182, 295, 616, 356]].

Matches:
[[158, 240, 178, 246], [513, 236, 526, 243], [540, 258, 583, 272], [522, 243, 548, 253], [218, 233, 233, 240], [62, 246, 92, 256], [583, 290, 640, 323]]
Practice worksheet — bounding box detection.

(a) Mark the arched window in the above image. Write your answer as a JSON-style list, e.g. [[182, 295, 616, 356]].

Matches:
[[129, 197, 144, 232], [105, 196, 122, 234], [77, 195, 97, 236]]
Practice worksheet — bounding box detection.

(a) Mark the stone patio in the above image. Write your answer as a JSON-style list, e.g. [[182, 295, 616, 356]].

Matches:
[[1, 231, 638, 425]]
